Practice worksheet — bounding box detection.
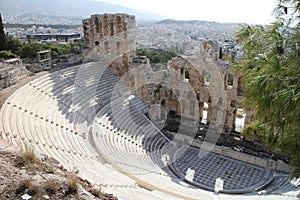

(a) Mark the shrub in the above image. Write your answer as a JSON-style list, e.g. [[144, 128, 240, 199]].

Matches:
[[136, 48, 177, 64], [43, 165, 55, 174], [66, 175, 78, 194], [15, 179, 32, 195], [27, 184, 40, 196], [18, 43, 44, 58], [15, 149, 36, 167], [0, 50, 16, 59], [90, 188, 103, 198], [45, 179, 60, 194]]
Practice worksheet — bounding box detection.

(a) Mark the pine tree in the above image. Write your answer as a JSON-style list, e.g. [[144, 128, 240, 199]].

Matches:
[[0, 13, 6, 51], [235, 0, 300, 178]]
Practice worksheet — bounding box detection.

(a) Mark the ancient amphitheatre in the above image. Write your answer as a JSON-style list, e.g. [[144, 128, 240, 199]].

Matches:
[[0, 13, 299, 200]]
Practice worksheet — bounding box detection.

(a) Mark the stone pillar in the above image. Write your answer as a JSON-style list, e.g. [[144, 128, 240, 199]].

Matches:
[[199, 102, 204, 121]]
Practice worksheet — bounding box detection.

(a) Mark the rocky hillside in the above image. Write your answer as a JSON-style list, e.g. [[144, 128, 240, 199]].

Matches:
[[0, 139, 117, 200]]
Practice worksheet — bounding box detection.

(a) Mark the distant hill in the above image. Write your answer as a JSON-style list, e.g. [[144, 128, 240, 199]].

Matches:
[[0, 0, 164, 21]]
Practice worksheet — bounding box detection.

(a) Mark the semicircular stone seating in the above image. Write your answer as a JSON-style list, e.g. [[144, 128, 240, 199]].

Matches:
[[0, 62, 299, 200]]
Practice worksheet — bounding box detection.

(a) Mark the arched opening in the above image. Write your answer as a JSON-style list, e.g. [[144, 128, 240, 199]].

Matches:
[[115, 16, 123, 34], [226, 73, 234, 89], [160, 99, 167, 119], [161, 99, 166, 107], [103, 15, 110, 36], [219, 47, 223, 59], [95, 41, 100, 52], [181, 68, 184, 76], [185, 68, 189, 80], [94, 16, 100, 33], [201, 102, 209, 124], [104, 41, 110, 54], [204, 71, 210, 86], [234, 108, 246, 132], [110, 21, 114, 36]]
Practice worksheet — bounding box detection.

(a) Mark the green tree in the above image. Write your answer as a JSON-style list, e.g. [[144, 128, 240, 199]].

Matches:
[[0, 50, 16, 59], [6, 36, 23, 54], [0, 14, 23, 54], [136, 48, 177, 64], [18, 43, 44, 58], [18, 43, 80, 59], [0, 14, 6, 51], [235, 0, 300, 177]]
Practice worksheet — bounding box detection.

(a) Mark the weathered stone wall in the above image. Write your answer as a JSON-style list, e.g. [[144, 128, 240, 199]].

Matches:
[[82, 14, 249, 134], [0, 63, 30, 89], [82, 13, 136, 73], [130, 41, 249, 133]]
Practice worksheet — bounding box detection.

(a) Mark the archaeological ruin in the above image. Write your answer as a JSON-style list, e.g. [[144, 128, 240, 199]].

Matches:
[[81, 13, 261, 151], [0, 13, 299, 200]]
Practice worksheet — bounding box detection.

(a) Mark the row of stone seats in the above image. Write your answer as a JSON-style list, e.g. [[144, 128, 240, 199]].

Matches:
[[93, 105, 154, 169], [58, 64, 300, 199], [92, 104, 216, 199], [4, 67, 95, 158], [99, 100, 162, 148], [260, 175, 300, 196], [88, 66, 300, 199], [28, 68, 96, 157], [0, 64, 176, 198], [1, 62, 297, 200], [0, 64, 163, 199], [92, 91, 182, 178]]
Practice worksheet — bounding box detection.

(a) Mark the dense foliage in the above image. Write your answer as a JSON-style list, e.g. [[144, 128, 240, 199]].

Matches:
[[0, 14, 80, 60], [0, 50, 17, 59], [235, 0, 300, 177], [136, 48, 177, 64], [18, 43, 80, 59], [0, 14, 6, 51]]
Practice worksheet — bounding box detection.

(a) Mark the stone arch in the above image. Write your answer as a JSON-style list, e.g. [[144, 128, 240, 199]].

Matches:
[[103, 15, 110, 36], [159, 99, 167, 119], [184, 67, 189, 80], [110, 17, 114, 36], [204, 71, 211, 86], [104, 41, 110, 54], [115, 15, 123, 34], [225, 73, 234, 89], [95, 41, 100, 52], [161, 99, 166, 107], [94, 15, 100, 33], [218, 46, 223, 59]]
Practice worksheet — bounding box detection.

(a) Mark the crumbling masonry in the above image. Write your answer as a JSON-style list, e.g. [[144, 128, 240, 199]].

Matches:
[[82, 13, 136, 75], [82, 14, 250, 137]]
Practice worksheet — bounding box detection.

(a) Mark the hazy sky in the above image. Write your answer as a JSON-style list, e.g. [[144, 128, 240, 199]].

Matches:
[[97, 0, 277, 24]]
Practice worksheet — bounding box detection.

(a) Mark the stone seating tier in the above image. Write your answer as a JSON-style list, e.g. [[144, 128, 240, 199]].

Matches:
[[0, 63, 298, 200]]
